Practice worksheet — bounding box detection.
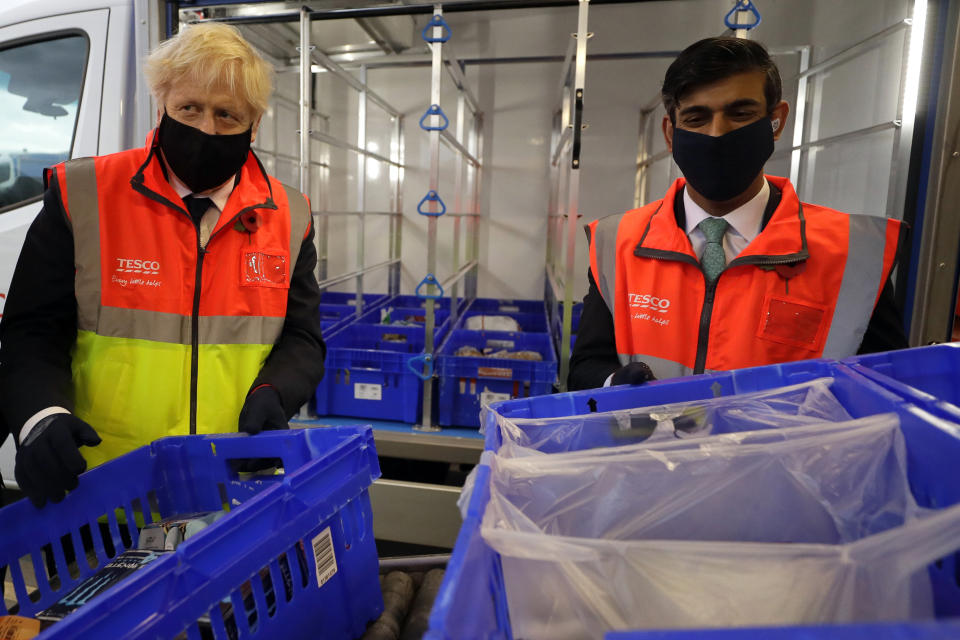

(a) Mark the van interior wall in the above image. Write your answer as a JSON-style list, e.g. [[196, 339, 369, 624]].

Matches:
[[247, 0, 910, 303]]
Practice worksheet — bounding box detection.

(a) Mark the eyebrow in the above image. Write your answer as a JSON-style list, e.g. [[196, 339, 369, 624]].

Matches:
[[677, 98, 764, 117]]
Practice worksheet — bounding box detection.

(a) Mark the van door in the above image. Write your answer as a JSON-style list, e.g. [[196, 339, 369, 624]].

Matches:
[[0, 8, 109, 490]]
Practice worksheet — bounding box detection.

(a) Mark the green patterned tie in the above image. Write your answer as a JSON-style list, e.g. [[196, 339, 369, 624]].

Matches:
[[699, 217, 729, 283]]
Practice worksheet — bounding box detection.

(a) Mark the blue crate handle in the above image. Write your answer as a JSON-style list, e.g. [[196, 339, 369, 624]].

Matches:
[[419, 104, 449, 131], [417, 190, 447, 216], [416, 273, 444, 299], [422, 14, 451, 43], [724, 0, 761, 30], [407, 352, 434, 380]]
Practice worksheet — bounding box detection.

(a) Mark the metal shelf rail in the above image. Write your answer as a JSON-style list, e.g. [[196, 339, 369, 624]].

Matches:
[[546, 0, 590, 392], [412, 4, 484, 432]]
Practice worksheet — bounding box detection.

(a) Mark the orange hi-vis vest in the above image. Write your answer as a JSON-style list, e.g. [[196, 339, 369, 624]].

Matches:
[[587, 176, 901, 380], [46, 134, 312, 468]]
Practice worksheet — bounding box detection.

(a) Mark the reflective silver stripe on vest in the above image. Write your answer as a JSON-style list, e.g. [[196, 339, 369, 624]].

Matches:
[[94, 307, 284, 345], [821, 214, 890, 358], [65, 158, 102, 333], [618, 352, 693, 380], [591, 212, 627, 318], [282, 184, 310, 267]]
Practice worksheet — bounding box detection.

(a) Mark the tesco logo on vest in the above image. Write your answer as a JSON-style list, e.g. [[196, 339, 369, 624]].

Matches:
[[628, 293, 670, 313], [116, 258, 160, 275]]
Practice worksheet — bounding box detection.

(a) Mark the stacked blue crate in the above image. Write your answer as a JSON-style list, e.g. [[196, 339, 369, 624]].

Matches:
[[427, 356, 960, 639], [316, 300, 456, 423], [843, 344, 960, 422], [0, 429, 382, 639], [436, 298, 557, 428], [318, 292, 390, 336]]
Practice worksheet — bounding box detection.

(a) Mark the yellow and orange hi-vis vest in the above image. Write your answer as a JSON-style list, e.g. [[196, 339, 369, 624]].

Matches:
[[587, 175, 901, 379], [45, 135, 311, 468]]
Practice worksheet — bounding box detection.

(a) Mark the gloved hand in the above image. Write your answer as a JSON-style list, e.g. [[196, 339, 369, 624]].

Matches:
[[15, 414, 101, 508], [610, 362, 657, 386], [238, 385, 289, 435]]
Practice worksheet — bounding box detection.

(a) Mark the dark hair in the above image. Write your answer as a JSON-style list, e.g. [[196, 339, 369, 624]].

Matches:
[[661, 37, 782, 124]]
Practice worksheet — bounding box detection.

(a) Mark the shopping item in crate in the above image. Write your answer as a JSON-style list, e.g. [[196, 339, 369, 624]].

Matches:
[[0, 429, 382, 640], [481, 415, 960, 638], [485, 376, 853, 457]]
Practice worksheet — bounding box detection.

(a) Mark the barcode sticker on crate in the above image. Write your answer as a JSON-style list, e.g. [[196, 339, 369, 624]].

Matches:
[[354, 383, 382, 400], [480, 389, 511, 406], [477, 366, 513, 379], [498, 305, 520, 313], [311, 527, 338, 589], [486, 339, 515, 350]]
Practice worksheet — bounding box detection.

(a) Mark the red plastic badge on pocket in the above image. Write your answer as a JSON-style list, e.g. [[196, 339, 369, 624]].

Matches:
[[241, 250, 288, 288], [757, 294, 829, 351]]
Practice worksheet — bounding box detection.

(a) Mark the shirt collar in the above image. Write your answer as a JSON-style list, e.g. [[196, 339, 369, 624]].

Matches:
[[683, 178, 770, 242], [167, 168, 236, 212]]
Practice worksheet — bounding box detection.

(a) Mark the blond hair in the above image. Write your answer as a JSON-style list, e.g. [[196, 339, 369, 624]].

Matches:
[[144, 22, 273, 118]]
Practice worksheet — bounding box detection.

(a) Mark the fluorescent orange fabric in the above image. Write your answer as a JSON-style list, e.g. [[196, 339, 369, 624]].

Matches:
[[48, 134, 310, 467], [588, 175, 901, 376]]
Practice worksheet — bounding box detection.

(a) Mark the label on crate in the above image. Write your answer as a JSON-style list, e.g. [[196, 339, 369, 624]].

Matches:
[[477, 366, 513, 379], [354, 383, 383, 400], [480, 389, 511, 406], [311, 527, 338, 589], [498, 304, 520, 312], [486, 339, 515, 350]]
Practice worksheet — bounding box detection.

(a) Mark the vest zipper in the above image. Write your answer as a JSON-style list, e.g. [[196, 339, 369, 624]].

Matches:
[[694, 280, 716, 374], [190, 238, 206, 435]]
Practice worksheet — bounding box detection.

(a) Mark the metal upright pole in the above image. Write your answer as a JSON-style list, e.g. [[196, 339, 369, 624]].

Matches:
[[417, 4, 444, 431], [298, 8, 312, 217], [469, 114, 483, 300], [390, 115, 404, 297], [558, 0, 589, 392], [451, 92, 466, 326], [789, 46, 810, 188], [356, 65, 368, 313]]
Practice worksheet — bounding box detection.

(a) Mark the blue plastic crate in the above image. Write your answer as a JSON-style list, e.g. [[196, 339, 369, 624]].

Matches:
[[427, 358, 960, 639], [385, 294, 461, 311], [358, 304, 451, 329], [316, 323, 429, 423], [0, 428, 382, 639], [465, 298, 546, 315], [843, 344, 960, 422], [319, 291, 388, 308], [436, 330, 557, 428], [458, 309, 549, 333]]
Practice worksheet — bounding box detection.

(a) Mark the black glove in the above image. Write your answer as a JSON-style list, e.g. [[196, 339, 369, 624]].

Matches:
[[238, 385, 289, 435], [15, 414, 101, 508], [610, 362, 657, 386]]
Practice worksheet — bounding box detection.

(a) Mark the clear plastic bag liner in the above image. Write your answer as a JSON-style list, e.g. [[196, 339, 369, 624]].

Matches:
[[480, 414, 956, 637], [486, 377, 853, 457]]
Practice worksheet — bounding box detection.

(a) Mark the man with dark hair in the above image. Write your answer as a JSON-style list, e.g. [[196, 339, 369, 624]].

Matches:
[[568, 37, 907, 390]]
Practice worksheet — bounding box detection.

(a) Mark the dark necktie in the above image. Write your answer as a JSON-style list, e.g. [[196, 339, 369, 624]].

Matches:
[[183, 195, 211, 225], [699, 217, 729, 283]]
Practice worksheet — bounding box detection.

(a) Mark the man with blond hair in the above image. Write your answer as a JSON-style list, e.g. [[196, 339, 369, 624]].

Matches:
[[0, 23, 325, 507]]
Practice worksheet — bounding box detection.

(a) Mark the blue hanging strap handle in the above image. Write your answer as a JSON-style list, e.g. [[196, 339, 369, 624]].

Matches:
[[419, 104, 450, 131], [724, 0, 762, 30], [422, 14, 451, 43], [407, 353, 434, 380], [415, 273, 444, 300], [417, 190, 447, 217]]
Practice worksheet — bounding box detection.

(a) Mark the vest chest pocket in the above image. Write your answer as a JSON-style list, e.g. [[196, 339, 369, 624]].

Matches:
[[240, 249, 289, 288], [756, 293, 830, 353]]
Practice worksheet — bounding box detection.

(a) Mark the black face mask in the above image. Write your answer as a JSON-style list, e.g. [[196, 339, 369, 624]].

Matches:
[[671, 116, 775, 202], [157, 111, 252, 193]]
